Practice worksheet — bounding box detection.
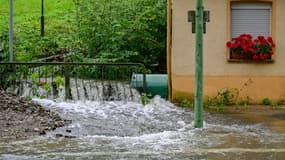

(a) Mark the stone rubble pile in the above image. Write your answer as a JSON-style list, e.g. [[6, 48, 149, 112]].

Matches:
[[0, 90, 65, 138]]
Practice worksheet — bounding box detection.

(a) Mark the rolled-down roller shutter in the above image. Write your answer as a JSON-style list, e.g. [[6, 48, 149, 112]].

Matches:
[[231, 3, 271, 38]]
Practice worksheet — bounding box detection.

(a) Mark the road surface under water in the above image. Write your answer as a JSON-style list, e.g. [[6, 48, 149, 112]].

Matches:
[[1, 96, 285, 160]]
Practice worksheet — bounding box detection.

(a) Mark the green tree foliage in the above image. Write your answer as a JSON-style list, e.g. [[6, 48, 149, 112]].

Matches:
[[0, 0, 76, 61], [75, 0, 167, 72], [0, 0, 167, 73]]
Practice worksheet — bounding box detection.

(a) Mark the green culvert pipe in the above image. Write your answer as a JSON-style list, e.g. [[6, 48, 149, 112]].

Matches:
[[131, 74, 168, 99]]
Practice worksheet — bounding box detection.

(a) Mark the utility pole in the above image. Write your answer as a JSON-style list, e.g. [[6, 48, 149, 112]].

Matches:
[[41, 0, 45, 37], [9, 0, 14, 62], [194, 0, 204, 128]]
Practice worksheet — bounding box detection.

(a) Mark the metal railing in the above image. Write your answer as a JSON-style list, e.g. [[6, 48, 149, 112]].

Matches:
[[0, 62, 147, 100]]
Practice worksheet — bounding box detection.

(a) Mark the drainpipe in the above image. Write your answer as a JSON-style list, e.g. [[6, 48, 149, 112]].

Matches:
[[167, 0, 173, 101]]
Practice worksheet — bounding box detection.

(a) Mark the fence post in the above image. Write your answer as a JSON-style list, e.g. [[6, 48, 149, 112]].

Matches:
[[64, 66, 71, 100], [9, 0, 14, 62]]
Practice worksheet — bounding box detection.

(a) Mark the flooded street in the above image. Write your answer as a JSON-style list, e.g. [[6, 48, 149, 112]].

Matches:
[[1, 96, 285, 159]]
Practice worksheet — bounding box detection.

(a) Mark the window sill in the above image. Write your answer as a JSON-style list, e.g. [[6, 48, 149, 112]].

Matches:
[[227, 58, 274, 63]]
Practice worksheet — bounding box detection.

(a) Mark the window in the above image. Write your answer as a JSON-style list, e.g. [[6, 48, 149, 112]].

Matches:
[[227, 1, 275, 62], [231, 2, 272, 38]]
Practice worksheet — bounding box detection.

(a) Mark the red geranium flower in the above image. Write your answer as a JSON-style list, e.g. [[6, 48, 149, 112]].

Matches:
[[252, 54, 259, 60], [226, 34, 275, 60], [226, 42, 232, 48]]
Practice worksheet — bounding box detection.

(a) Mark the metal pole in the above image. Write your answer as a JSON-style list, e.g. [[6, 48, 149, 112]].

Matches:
[[41, 0, 45, 37], [194, 0, 204, 128], [9, 0, 14, 62]]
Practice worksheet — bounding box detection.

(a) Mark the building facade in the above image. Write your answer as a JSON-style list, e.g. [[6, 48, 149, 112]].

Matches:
[[167, 0, 285, 104]]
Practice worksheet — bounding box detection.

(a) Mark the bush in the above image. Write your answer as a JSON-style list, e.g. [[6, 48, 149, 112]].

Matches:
[[76, 0, 167, 72], [262, 98, 271, 105]]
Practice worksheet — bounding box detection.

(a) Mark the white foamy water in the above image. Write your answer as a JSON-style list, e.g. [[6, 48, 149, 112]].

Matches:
[[2, 92, 285, 159], [8, 78, 141, 102]]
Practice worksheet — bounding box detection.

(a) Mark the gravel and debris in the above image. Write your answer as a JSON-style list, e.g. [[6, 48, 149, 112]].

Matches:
[[0, 90, 65, 139]]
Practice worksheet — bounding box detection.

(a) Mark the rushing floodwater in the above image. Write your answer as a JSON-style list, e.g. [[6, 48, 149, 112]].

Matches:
[[2, 80, 285, 159], [1, 96, 285, 160]]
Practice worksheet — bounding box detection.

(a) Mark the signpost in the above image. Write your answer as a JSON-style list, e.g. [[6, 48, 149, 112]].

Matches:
[[194, 0, 204, 128]]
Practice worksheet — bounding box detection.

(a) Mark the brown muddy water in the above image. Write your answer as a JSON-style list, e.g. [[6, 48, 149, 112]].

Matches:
[[1, 98, 285, 160], [226, 105, 285, 133]]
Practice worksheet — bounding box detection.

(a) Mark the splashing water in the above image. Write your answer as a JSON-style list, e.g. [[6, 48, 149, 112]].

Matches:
[[3, 79, 285, 159], [8, 78, 141, 102], [1, 95, 285, 160]]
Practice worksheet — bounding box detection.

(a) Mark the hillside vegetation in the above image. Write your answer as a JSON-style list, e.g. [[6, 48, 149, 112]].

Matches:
[[0, 0, 167, 72], [0, 0, 75, 61]]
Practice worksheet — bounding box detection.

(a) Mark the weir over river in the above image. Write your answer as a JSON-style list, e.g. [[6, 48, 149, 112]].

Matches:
[[1, 63, 285, 159]]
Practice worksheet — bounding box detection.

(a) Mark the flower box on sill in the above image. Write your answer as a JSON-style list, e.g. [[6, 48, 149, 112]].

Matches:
[[230, 52, 252, 60], [229, 52, 273, 62], [227, 34, 275, 62]]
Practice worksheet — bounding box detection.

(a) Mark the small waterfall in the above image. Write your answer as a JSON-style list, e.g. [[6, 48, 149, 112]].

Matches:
[[69, 79, 140, 102], [7, 78, 141, 102]]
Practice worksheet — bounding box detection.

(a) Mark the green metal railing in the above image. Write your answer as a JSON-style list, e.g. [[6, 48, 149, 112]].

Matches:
[[0, 62, 147, 100]]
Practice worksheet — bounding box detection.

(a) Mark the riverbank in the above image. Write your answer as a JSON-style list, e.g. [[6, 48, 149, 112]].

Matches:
[[0, 90, 65, 139]]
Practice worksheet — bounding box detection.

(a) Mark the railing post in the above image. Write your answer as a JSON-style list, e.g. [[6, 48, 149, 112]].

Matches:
[[141, 65, 148, 94], [64, 66, 71, 100], [143, 72, 147, 93]]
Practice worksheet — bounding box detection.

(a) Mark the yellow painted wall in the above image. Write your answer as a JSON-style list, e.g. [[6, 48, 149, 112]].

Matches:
[[170, 0, 285, 102]]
